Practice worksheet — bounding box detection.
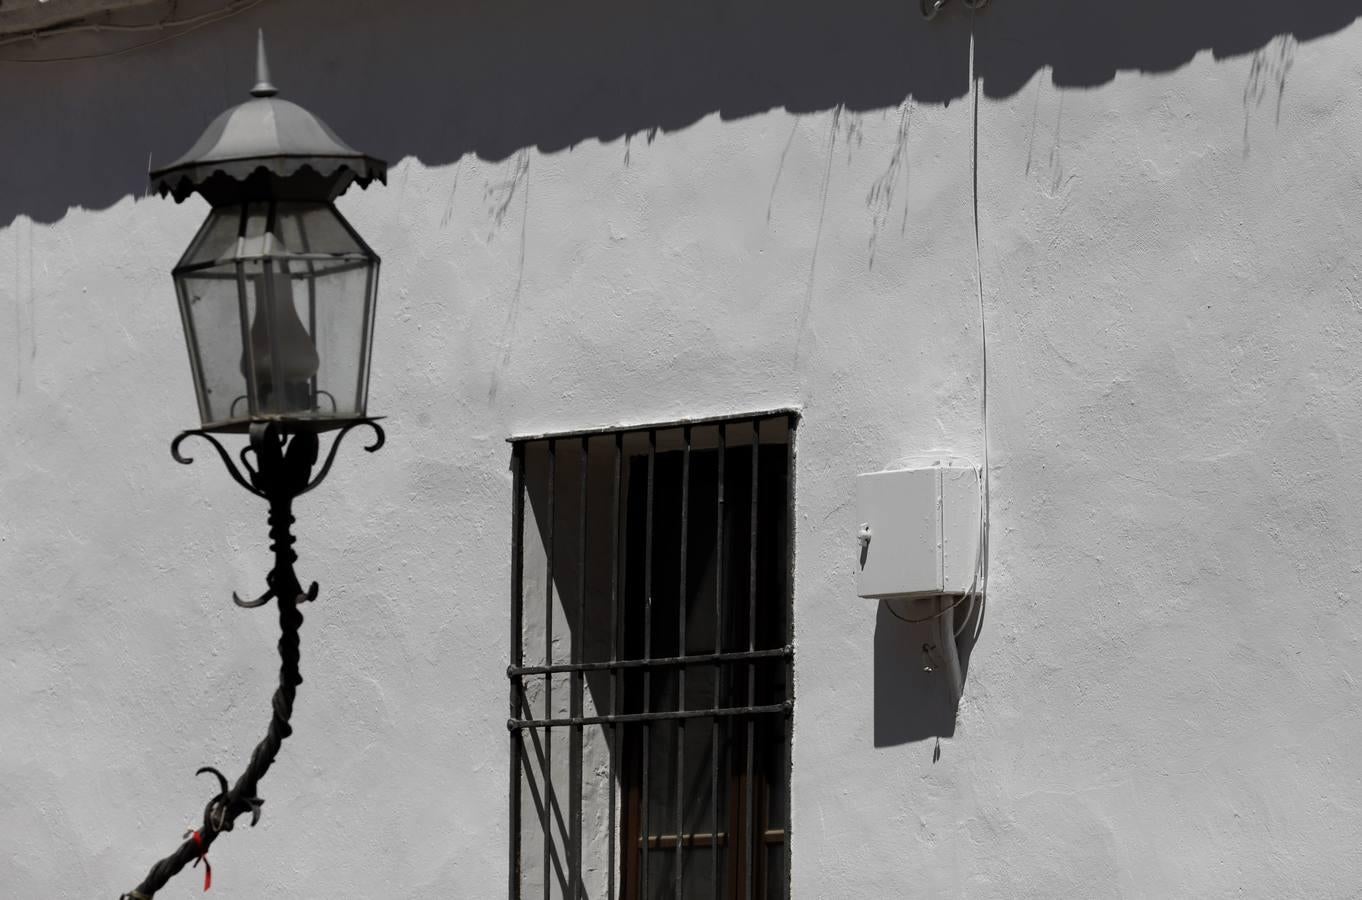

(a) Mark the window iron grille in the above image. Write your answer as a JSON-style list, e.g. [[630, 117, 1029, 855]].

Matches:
[[508, 411, 797, 900]]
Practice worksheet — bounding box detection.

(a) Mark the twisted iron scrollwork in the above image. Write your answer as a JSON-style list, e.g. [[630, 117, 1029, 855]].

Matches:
[[119, 418, 384, 899], [170, 418, 385, 502]]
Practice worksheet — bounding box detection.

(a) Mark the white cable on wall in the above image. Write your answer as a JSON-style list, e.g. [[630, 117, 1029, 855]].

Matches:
[[969, 5, 992, 644], [884, 7, 991, 640]]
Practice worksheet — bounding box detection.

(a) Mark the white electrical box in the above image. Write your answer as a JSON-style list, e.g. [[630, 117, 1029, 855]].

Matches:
[[855, 465, 981, 600]]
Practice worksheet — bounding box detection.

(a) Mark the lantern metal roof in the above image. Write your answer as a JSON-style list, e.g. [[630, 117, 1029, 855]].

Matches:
[[149, 30, 387, 205]]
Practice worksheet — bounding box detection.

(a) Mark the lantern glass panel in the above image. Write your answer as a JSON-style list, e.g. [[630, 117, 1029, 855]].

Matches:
[[175, 263, 249, 426], [172, 202, 379, 431]]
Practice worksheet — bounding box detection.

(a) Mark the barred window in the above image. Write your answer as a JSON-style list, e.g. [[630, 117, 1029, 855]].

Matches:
[[508, 412, 796, 900]]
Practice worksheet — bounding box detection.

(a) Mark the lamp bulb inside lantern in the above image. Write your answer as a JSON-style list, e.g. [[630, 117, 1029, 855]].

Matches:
[[241, 267, 319, 413]]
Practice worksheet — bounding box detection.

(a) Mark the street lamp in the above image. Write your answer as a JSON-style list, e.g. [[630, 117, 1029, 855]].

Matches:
[[120, 32, 388, 900]]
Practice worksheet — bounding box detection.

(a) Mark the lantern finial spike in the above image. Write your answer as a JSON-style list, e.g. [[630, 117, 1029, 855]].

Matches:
[[251, 29, 278, 98]]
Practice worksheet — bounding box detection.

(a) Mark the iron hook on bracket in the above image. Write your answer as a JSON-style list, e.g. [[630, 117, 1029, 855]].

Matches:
[[195, 767, 231, 832], [298, 419, 386, 496], [232, 573, 276, 609], [170, 430, 265, 498], [236, 578, 320, 608]]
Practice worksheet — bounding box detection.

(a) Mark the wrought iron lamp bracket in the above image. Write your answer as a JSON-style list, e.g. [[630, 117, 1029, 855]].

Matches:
[[171, 417, 385, 501], [118, 417, 384, 899]]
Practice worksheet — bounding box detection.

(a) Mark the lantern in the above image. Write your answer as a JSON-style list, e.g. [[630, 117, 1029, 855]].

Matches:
[[121, 31, 393, 900], [150, 30, 386, 431]]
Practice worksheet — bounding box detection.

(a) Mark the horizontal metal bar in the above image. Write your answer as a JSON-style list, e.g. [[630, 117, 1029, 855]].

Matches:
[[508, 646, 792, 678], [643, 833, 728, 850], [637, 830, 786, 850], [506, 407, 801, 444], [508, 702, 792, 731], [173, 254, 372, 275]]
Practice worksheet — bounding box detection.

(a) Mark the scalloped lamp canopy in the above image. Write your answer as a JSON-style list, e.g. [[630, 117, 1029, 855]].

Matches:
[[149, 30, 387, 205]]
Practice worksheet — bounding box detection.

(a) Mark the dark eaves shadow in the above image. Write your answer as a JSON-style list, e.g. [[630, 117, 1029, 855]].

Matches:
[[978, 0, 1360, 97], [1, 0, 1359, 226]]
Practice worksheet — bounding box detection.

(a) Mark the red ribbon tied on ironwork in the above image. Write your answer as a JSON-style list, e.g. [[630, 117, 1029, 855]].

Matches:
[[188, 830, 212, 891]]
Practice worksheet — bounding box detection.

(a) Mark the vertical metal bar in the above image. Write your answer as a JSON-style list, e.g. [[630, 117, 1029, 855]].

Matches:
[[545, 439, 556, 900], [573, 436, 589, 900], [608, 434, 622, 900], [173, 277, 212, 424], [713, 423, 725, 898], [262, 200, 284, 415], [233, 212, 258, 417], [744, 419, 760, 900], [641, 430, 656, 898], [326, 202, 380, 404], [356, 258, 379, 413], [674, 426, 691, 899], [337, 201, 382, 415], [782, 415, 797, 900], [293, 209, 320, 409], [510, 444, 527, 900]]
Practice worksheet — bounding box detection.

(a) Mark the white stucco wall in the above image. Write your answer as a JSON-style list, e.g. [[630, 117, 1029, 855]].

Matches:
[[5, 1, 1362, 896]]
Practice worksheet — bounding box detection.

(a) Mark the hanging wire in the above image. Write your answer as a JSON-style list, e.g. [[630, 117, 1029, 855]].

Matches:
[[954, 593, 977, 637], [968, 3, 992, 645], [888, 1, 991, 634], [885, 588, 976, 625], [0, 0, 269, 63]]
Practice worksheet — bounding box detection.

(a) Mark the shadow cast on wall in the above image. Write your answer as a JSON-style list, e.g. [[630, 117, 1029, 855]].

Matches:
[[1, 0, 1359, 226], [872, 597, 981, 748]]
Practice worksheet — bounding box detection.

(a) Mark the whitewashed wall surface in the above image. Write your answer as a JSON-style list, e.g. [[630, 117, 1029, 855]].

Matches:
[[4, 0, 1362, 897]]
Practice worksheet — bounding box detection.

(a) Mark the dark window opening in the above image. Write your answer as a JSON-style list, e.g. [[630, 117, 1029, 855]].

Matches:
[[508, 412, 796, 900]]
